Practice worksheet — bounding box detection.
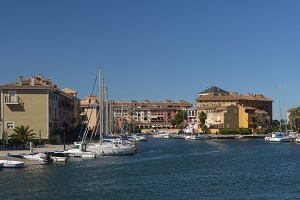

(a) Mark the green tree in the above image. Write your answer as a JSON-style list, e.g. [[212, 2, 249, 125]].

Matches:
[[271, 120, 280, 132], [198, 111, 207, 127], [201, 124, 208, 133], [289, 107, 300, 132], [171, 110, 187, 130], [9, 125, 36, 143]]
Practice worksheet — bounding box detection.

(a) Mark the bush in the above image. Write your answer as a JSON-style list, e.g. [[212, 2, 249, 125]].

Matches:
[[219, 128, 252, 135], [46, 137, 57, 144]]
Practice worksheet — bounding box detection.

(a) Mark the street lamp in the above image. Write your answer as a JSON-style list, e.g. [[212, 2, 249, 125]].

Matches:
[[0, 117, 2, 144], [62, 125, 66, 150]]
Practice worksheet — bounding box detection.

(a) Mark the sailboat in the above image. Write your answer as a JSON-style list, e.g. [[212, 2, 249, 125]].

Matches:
[[69, 68, 135, 156], [265, 102, 296, 142]]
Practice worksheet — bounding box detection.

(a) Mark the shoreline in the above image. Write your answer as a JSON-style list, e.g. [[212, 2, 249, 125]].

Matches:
[[0, 144, 73, 157]]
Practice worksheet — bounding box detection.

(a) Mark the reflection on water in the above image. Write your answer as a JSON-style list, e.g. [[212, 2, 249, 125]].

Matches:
[[2, 137, 300, 199]]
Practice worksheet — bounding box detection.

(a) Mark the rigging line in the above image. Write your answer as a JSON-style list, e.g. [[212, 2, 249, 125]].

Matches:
[[78, 74, 99, 141]]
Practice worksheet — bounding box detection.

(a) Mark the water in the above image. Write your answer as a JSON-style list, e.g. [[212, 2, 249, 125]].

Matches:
[[1, 137, 300, 200]]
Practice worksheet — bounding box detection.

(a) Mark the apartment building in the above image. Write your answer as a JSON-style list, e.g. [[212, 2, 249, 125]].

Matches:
[[187, 86, 272, 133], [111, 99, 193, 131], [0, 74, 80, 141], [196, 86, 273, 122], [80, 95, 99, 131]]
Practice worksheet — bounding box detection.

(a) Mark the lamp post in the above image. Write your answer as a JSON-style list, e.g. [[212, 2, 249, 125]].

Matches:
[[0, 117, 2, 144], [62, 125, 66, 150]]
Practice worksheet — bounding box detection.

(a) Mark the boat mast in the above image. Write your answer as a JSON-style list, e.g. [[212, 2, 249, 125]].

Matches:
[[101, 77, 104, 135], [121, 98, 124, 134], [109, 100, 113, 134], [105, 86, 109, 135], [279, 101, 287, 132], [98, 67, 103, 142]]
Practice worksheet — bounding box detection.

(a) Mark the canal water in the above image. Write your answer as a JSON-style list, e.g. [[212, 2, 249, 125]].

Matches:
[[1, 137, 300, 200]]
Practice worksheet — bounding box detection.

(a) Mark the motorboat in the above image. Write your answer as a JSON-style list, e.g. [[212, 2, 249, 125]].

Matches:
[[0, 160, 25, 168], [50, 152, 68, 162], [6, 153, 24, 159], [235, 135, 244, 139], [64, 142, 92, 157], [86, 139, 135, 156], [131, 134, 148, 142], [22, 152, 51, 163], [152, 132, 170, 138], [186, 134, 212, 140], [265, 132, 296, 142]]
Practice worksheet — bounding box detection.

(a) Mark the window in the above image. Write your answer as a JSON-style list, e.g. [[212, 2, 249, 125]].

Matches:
[[8, 90, 17, 103], [7, 122, 14, 129]]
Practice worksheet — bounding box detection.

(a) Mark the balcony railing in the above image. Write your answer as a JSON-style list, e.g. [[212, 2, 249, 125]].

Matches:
[[5, 96, 20, 104]]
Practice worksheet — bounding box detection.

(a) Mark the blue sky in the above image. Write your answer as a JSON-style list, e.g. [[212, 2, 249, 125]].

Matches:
[[1, 0, 300, 120]]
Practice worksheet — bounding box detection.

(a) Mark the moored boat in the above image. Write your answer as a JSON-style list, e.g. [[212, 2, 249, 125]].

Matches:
[[50, 152, 68, 162], [64, 142, 92, 157], [86, 139, 135, 156], [22, 152, 52, 163], [264, 132, 296, 142], [0, 160, 25, 168], [186, 134, 212, 140]]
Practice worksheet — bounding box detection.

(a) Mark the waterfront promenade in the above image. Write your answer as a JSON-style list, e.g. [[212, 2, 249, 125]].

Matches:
[[0, 144, 73, 166]]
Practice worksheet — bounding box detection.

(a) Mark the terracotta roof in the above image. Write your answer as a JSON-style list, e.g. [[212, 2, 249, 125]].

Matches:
[[113, 99, 193, 109], [0, 74, 58, 89], [196, 89, 273, 102], [0, 74, 77, 100], [243, 106, 256, 110], [62, 88, 77, 95], [255, 109, 268, 114], [196, 105, 219, 111]]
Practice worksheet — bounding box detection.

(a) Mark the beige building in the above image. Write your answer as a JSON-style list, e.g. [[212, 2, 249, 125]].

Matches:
[[190, 104, 239, 133], [186, 86, 273, 133], [0, 74, 80, 141], [196, 86, 273, 124]]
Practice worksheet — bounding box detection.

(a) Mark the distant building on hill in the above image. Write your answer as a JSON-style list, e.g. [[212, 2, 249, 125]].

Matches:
[[0, 74, 80, 142]]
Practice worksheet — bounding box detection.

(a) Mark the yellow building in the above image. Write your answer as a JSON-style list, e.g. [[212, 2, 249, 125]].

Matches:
[[0, 74, 80, 141], [238, 105, 270, 130], [196, 86, 273, 126], [200, 104, 239, 133], [80, 95, 99, 134]]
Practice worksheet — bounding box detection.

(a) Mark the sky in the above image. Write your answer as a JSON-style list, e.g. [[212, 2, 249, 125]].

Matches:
[[1, 0, 300, 120]]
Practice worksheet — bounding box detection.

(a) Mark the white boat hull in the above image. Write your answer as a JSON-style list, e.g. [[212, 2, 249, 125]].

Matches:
[[0, 160, 24, 168], [23, 153, 50, 163], [88, 145, 134, 156], [265, 132, 296, 142]]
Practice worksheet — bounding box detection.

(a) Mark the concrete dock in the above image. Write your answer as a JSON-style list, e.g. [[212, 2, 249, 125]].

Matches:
[[0, 144, 73, 166]]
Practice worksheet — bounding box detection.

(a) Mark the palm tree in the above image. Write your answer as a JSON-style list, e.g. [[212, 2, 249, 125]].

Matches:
[[9, 125, 36, 143], [198, 111, 207, 131], [289, 107, 300, 132]]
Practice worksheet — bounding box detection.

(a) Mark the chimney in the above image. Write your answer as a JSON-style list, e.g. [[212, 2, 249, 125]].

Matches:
[[19, 75, 23, 86], [31, 76, 35, 86]]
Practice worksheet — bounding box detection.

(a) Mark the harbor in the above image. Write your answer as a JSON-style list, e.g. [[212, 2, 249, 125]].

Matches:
[[1, 137, 300, 199], [0, 132, 294, 168]]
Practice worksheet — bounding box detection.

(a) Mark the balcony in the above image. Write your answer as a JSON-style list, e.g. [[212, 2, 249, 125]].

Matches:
[[5, 96, 20, 105]]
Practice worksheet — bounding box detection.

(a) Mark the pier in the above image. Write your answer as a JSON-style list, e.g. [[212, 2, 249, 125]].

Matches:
[[0, 144, 72, 166], [211, 134, 266, 139]]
